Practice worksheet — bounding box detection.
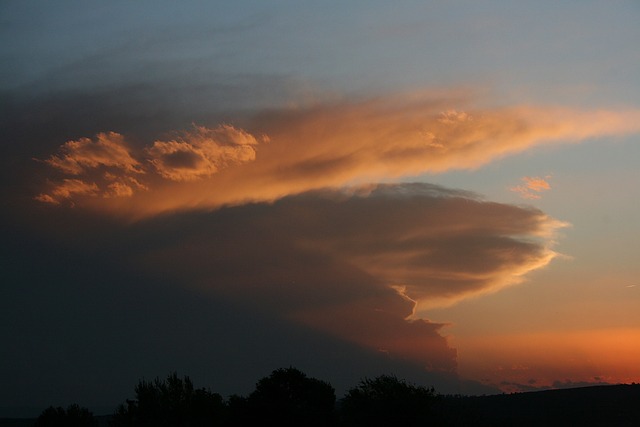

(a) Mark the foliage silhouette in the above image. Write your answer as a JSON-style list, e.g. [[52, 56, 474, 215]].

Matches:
[[31, 369, 640, 426], [230, 367, 336, 426], [339, 374, 436, 426], [34, 404, 97, 427], [109, 372, 225, 426]]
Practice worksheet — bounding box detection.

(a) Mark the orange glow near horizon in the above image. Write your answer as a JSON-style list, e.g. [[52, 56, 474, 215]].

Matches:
[[456, 328, 640, 391]]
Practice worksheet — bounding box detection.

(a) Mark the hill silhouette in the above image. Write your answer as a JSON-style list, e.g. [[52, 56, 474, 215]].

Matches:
[[436, 383, 640, 426]]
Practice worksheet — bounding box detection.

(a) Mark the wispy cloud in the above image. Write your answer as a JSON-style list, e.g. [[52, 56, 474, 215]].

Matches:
[[34, 179, 99, 204], [510, 176, 552, 200]]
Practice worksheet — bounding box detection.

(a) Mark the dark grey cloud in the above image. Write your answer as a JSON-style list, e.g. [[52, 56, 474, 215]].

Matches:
[[4, 181, 533, 416], [1, 180, 562, 414]]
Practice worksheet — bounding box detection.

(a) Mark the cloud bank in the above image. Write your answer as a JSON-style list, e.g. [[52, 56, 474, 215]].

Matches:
[[33, 94, 640, 217]]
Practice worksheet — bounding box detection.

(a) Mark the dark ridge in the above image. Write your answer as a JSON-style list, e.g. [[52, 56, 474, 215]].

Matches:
[[436, 384, 640, 426]]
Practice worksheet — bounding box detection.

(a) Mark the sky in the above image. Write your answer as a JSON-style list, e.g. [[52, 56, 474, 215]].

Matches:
[[2, 0, 640, 416]]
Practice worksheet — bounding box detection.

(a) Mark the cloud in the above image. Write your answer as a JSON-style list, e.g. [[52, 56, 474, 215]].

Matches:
[[43, 132, 142, 175], [34, 124, 264, 204], [32, 93, 640, 217], [14, 87, 621, 402], [277, 183, 566, 310], [146, 124, 264, 181], [35, 179, 99, 204], [21, 91, 631, 371], [133, 183, 564, 370], [0, 206, 488, 410], [36, 132, 146, 204], [510, 176, 552, 200]]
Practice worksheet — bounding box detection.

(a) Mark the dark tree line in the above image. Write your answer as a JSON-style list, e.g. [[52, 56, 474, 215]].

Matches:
[[32, 370, 640, 426], [109, 372, 226, 426], [33, 368, 438, 426], [34, 404, 98, 427]]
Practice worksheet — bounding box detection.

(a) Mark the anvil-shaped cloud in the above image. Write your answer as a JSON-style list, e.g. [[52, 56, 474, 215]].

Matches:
[[27, 92, 638, 379]]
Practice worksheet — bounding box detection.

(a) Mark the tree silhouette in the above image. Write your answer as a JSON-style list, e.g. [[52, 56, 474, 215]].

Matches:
[[339, 374, 436, 426], [109, 372, 226, 426], [235, 367, 336, 426], [34, 404, 97, 427]]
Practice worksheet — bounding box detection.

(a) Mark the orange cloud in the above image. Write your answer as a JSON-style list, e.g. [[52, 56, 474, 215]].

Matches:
[[37, 132, 146, 204], [510, 176, 552, 200], [43, 132, 142, 175], [34, 94, 640, 216], [35, 179, 99, 204], [146, 124, 263, 181], [35, 125, 263, 204]]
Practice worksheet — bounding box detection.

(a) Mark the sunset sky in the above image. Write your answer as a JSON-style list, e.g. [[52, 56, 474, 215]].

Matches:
[[2, 0, 640, 415]]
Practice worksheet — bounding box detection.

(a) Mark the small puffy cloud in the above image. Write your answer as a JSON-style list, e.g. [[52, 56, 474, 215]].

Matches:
[[146, 124, 261, 181], [35, 124, 264, 204], [43, 132, 142, 175], [511, 176, 552, 200], [524, 177, 551, 192], [33, 193, 58, 204], [36, 132, 144, 204], [103, 176, 148, 198]]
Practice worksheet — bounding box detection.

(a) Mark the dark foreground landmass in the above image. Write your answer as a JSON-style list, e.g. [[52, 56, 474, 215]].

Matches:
[[434, 383, 640, 426], [2, 373, 639, 426]]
